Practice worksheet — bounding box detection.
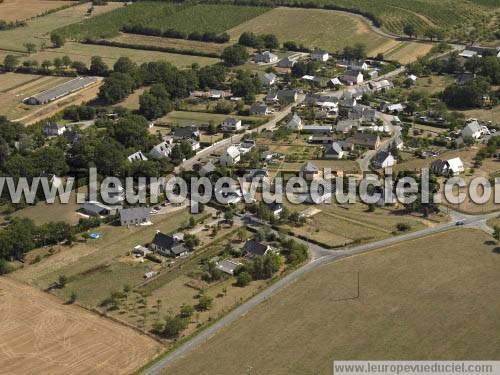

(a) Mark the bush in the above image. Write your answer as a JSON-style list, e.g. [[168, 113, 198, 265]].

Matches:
[[195, 294, 213, 311], [236, 271, 252, 287], [396, 223, 411, 232], [145, 253, 162, 263]]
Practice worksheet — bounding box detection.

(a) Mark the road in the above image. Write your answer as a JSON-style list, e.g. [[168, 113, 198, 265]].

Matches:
[[142, 208, 498, 375], [175, 94, 306, 172]]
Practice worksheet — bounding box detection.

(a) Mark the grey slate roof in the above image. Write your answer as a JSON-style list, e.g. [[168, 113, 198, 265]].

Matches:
[[243, 239, 269, 257], [120, 207, 150, 223], [151, 232, 188, 256]]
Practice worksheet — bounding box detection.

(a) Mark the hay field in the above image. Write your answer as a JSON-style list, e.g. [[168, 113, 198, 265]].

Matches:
[[0, 2, 122, 52], [0, 277, 161, 375], [0, 0, 75, 22], [162, 229, 500, 374], [27, 42, 221, 68], [111, 33, 228, 55], [227, 7, 392, 55]]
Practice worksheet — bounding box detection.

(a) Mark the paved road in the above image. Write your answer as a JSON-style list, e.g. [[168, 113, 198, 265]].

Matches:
[[142, 208, 498, 375]]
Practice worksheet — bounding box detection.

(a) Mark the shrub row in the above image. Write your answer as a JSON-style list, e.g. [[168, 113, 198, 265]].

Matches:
[[122, 25, 230, 44]]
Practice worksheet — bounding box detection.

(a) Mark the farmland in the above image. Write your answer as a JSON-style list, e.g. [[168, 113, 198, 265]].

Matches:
[[56, 2, 270, 41], [0, 277, 161, 375], [228, 7, 393, 55], [161, 229, 500, 374], [0, 2, 122, 52], [0, 0, 75, 22], [26, 42, 221, 68], [158, 111, 262, 127]]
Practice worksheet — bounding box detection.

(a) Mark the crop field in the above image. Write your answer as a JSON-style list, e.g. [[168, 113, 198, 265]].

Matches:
[[56, 2, 270, 41], [161, 229, 500, 374], [0, 277, 161, 375], [27, 42, 221, 68], [382, 41, 433, 64], [0, 2, 122, 52], [0, 0, 75, 22], [228, 7, 392, 55], [111, 33, 228, 55]]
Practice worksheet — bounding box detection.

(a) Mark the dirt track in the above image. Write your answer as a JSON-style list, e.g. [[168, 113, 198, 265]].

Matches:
[[0, 277, 161, 375]]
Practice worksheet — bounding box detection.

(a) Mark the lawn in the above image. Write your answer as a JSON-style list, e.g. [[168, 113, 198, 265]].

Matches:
[[161, 228, 500, 374], [0, 2, 122, 52], [56, 2, 270, 40], [0, 0, 76, 22], [227, 7, 392, 55], [459, 106, 500, 124], [26, 42, 221, 68]]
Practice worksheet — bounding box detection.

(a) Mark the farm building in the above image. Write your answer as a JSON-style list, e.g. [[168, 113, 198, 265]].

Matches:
[[80, 201, 118, 217], [24, 77, 98, 105], [216, 259, 243, 275]]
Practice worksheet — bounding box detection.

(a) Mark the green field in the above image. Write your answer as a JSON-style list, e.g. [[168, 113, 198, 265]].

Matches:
[[161, 229, 500, 374], [0, 2, 122, 52], [26, 42, 220, 68], [56, 2, 270, 41]]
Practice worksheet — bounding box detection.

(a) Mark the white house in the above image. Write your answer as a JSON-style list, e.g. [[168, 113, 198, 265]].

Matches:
[[43, 122, 66, 137], [250, 102, 271, 116], [447, 157, 464, 175], [255, 51, 278, 64], [220, 145, 241, 166], [371, 151, 396, 169], [324, 142, 345, 159], [220, 117, 242, 132], [311, 49, 329, 62], [261, 72, 277, 86], [149, 141, 171, 159], [461, 120, 483, 139], [286, 113, 303, 130], [127, 151, 148, 162], [341, 71, 363, 85], [277, 56, 297, 68]]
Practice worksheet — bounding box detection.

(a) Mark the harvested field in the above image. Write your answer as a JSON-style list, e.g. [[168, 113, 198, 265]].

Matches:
[[162, 229, 500, 374], [384, 41, 433, 64], [0, 0, 75, 22], [111, 33, 228, 55], [0, 2, 122, 52], [0, 277, 161, 375], [227, 7, 391, 55], [27, 42, 220, 68]]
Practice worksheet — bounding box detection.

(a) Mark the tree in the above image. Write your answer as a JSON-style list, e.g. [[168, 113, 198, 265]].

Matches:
[[403, 23, 416, 39], [23, 42, 36, 54], [61, 55, 72, 68], [179, 304, 194, 318], [71, 60, 87, 74], [196, 294, 213, 311], [236, 271, 252, 287], [163, 315, 187, 338], [50, 32, 65, 48], [58, 275, 67, 288], [183, 233, 199, 250], [221, 44, 249, 67], [3, 55, 19, 72], [89, 56, 109, 76], [493, 226, 500, 242]]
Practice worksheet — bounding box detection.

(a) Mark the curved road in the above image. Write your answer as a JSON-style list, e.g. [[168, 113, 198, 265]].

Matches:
[[143, 209, 498, 374]]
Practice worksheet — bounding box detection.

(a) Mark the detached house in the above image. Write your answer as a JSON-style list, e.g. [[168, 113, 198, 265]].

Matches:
[[149, 141, 172, 159], [261, 72, 277, 86], [120, 207, 151, 226], [461, 120, 483, 139], [341, 71, 363, 86], [299, 162, 321, 180], [277, 56, 297, 68], [255, 51, 278, 64], [127, 151, 148, 162], [250, 102, 271, 116], [371, 151, 396, 169], [286, 113, 303, 131], [311, 49, 329, 62], [150, 232, 189, 257], [220, 117, 242, 132], [277, 89, 298, 103], [324, 142, 345, 160], [44, 122, 66, 137], [173, 125, 200, 141], [220, 145, 241, 166], [346, 133, 380, 150], [242, 239, 275, 258]]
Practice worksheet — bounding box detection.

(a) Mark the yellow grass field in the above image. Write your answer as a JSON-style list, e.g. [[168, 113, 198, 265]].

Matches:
[[162, 229, 500, 374], [383, 41, 433, 64], [27, 42, 220, 68], [0, 277, 161, 375], [0, 0, 75, 22], [111, 33, 228, 55]]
